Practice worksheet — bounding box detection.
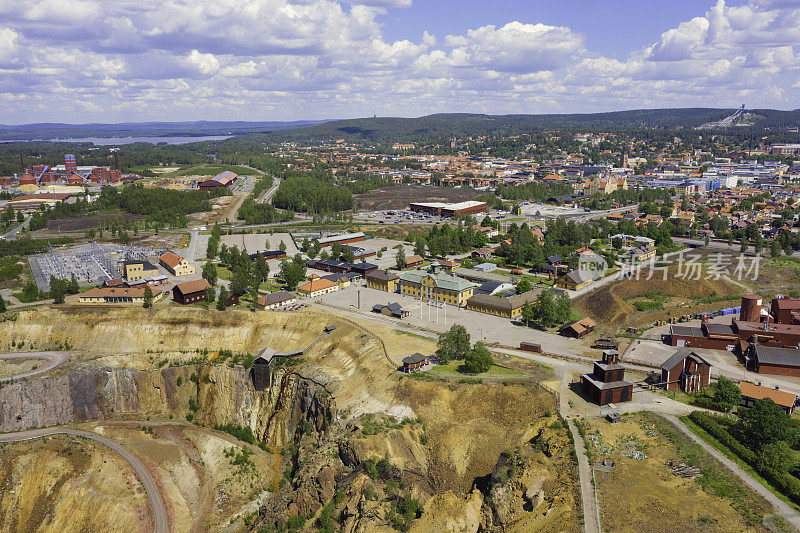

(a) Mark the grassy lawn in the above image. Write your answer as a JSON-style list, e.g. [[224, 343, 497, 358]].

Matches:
[[679, 415, 800, 512], [163, 164, 260, 177], [216, 265, 233, 281], [428, 360, 528, 378], [394, 329, 432, 341]]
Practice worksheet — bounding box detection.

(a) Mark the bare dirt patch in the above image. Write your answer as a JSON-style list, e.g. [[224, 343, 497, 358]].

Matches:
[[0, 434, 152, 533], [80, 422, 278, 532], [583, 412, 772, 533], [354, 185, 479, 211], [46, 211, 145, 232], [395, 379, 554, 493], [574, 266, 741, 330]]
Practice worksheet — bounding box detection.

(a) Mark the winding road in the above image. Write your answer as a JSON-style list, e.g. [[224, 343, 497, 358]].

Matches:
[[0, 351, 69, 383], [0, 353, 169, 532], [0, 427, 168, 533]]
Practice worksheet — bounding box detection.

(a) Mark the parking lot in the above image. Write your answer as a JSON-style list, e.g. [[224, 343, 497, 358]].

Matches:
[[311, 283, 593, 358]]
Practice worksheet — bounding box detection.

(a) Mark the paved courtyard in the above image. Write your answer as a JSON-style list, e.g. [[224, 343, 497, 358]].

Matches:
[[312, 283, 595, 358]]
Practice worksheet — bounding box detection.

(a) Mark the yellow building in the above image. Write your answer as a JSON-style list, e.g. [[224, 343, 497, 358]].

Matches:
[[366, 269, 399, 292], [627, 244, 656, 262], [466, 290, 539, 319], [79, 286, 163, 304], [556, 270, 593, 291], [159, 251, 196, 276], [118, 260, 159, 281], [398, 270, 475, 306]]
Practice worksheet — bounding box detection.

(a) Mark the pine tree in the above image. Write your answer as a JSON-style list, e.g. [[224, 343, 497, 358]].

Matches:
[[143, 285, 153, 308]]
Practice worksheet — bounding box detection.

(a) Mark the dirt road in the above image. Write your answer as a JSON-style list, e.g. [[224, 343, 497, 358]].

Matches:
[[0, 427, 168, 533], [664, 414, 800, 532], [0, 351, 69, 382]]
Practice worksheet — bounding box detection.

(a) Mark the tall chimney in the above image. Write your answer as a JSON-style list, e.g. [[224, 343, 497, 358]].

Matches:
[[114, 152, 119, 171]]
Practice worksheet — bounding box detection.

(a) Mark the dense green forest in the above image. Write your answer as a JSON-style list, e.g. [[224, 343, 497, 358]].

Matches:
[[260, 109, 800, 144], [27, 183, 230, 230], [271, 176, 353, 213]]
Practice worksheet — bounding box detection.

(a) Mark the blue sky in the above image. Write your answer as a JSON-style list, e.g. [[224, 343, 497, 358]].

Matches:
[[382, 0, 712, 59], [0, 0, 798, 123]]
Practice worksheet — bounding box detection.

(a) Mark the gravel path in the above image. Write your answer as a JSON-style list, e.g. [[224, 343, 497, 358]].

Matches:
[[0, 351, 69, 382]]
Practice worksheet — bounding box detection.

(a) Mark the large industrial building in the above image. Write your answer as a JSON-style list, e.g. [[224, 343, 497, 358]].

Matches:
[[408, 200, 487, 217], [314, 232, 366, 248], [669, 294, 800, 377], [198, 170, 238, 189]]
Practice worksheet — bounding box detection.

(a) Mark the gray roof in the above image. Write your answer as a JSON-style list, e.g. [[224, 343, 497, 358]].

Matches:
[[316, 232, 365, 245], [566, 270, 592, 284], [477, 280, 506, 294], [399, 270, 476, 293], [705, 323, 737, 336], [753, 346, 800, 368], [467, 289, 539, 311], [670, 325, 703, 337], [454, 267, 514, 284], [402, 353, 428, 365], [660, 348, 711, 371], [261, 290, 295, 306], [582, 373, 633, 390], [366, 269, 398, 281]]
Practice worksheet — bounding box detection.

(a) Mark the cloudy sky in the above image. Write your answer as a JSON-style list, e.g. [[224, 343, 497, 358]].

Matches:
[[1, 0, 799, 123]]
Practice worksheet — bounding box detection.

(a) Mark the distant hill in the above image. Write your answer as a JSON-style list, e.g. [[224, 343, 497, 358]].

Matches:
[[0, 120, 330, 141], [262, 109, 800, 143]]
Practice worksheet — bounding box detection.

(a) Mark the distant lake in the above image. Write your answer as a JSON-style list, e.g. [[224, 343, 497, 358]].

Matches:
[[1, 135, 234, 145]]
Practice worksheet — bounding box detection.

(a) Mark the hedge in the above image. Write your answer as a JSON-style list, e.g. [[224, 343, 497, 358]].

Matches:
[[689, 411, 800, 505]]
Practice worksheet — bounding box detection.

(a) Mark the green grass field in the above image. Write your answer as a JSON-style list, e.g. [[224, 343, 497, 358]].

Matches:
[[428, 360, 528, 378]]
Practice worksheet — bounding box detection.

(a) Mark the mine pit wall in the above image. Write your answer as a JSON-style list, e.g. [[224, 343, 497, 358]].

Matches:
[[0, 364, 334, 450]]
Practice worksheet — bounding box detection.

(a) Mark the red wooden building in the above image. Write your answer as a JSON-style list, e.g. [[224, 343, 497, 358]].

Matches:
[[660, 348, 711, 393], [173, 279, 211, 305], [581, 350, 633, 406]]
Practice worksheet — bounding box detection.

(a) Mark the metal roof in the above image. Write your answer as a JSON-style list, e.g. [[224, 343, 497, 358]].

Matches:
[[660, 348, 711, 371], [670, 325, 703, 337], [753, 346, 800, 368], [402, 353, 428, 365], [399, 270, 476, 293]]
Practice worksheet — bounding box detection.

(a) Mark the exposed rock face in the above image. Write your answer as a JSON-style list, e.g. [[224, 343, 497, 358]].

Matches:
[[0, 363, 333, 452]]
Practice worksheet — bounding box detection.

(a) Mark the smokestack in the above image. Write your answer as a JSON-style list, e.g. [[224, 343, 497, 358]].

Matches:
[[114, 152, 119, 171]]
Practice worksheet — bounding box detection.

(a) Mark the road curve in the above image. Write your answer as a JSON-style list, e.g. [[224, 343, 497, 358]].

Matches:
[[0, 351, 69, 383], [0, 427, 168, 533], [664, 414, 800, 532]]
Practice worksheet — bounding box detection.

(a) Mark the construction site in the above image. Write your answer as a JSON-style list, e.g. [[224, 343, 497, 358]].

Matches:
[[28, 242, 171, 291]]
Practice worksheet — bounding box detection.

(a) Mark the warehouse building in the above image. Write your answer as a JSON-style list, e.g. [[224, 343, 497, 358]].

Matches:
[[198, 170, 237, 189], [315, 232, 366, 248], [80, 286, 163, 304], [408, 200, 487, 217], [465, 290, 539, 319]]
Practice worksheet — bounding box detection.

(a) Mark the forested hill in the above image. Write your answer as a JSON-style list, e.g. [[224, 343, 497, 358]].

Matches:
[[264, 108, 800, 143], [0, 120, 329, 141]]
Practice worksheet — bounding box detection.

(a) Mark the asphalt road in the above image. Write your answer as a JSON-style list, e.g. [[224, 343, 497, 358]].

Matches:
[[257, 176, 280, 204], [665, 414, 800, 532], [0, 427, 168, 533], [1, 218, 30, 240], [0, 351, 69, 382]]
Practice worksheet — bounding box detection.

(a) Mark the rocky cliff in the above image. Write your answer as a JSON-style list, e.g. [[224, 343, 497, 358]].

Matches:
[[0, 363, 332, 450]]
